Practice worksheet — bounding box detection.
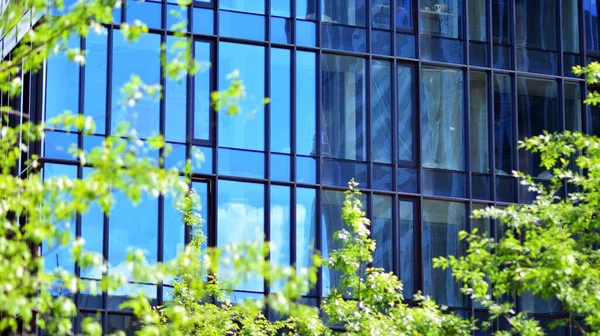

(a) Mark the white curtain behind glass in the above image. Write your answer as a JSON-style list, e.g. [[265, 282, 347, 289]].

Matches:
[[421, 68, 464, 171], [468, 0, 486, 41]]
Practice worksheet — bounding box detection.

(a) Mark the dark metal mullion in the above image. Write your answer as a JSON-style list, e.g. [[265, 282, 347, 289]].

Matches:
[[264, 0, 272, 301]]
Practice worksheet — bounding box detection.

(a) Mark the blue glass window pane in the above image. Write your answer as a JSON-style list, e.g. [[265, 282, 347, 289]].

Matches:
[[43, 164, 77, 276], [220, 0, 264, 14], [493, 0, 511, 45], [271, 48, 291, 153], [296, 0, 316, 19], [398, 65, 413, 162], [321, 54, 366, 160], [397, 167, 418, 193], [165, 36, 187, 143], [419, 1, 463, 39], [420, 36, 464, 64], [46, 36, 79, 128], [166, 4, 188, 31], [373, 164, 393, 191], [84, 33, 107, 134], [219, 11, 265, 41], [193, 8, 214, 35], [516, 48, 558, 76], [296, 156, 317, 183], [469, 71, 489, 174], [218, 42, 265, 150], [420, 67, 464, 171], [218, 148, 264, 178], [296, 188, 318, 296], [399, 200, 414, 297], [396, 33, 416, 58], [164, 143, 186, 170], [372, 195, 392, 271], [163, 191, 184, 267], [271, 17, 292, 44], [496, 176, 516, 203], [422, 169, 467, 198], [494, 74, 514, 175], [218, 180, 264, 292], [562, 0, 579, 53], [472, 174, 492, 200], [564, 53, 581, 78], [322, 190, 366, 296], [321, 159, 368, 188], [371, 30, 392, 55], [111, 32, 160, 138], [44, 132, 77, 160], [396, 0, 413, 29], [371, 60, 392, 163], [585, 0, 600, 52], [469, 42, 488, 67], [322, 1, 366, 26], [517, 77, 559, 178], [493, 45, 512, 70], [422, 200, 467, 307], [81, 169, 104, 279], [296, 20, 317, 46], [109, 193, 158, 275], [271, 0, 290, 17], [270, 185, 291, 292], [83, 135, 104, 153], [270, 154, 291, 181], [468, 0, 487, 42], [372, 0, 391, 29], [565, 83, 582, 133], [296, 51, 316, 155], [108, 284, 156, 311], [192, 146, 213, 174], [321, 25, 367, 53], [194, 41, 211, 141], [515, 0, 557, 50], [127, 0, 161, 29]]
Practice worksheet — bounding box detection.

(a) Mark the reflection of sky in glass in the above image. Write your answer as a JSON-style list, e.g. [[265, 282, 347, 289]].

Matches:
[[218, 180, 264, 292], [269, 185, 290, 291], [218, 42, 265, 150]]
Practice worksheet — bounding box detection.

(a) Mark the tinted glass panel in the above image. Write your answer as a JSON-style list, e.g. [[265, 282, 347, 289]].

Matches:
[[272, 0, 290, 17], [296, 51, 316, 155], [562, 0, 580, 53], [217, 180, 264, 292], [371, 60, 392, 163], [296, 188, 317, 296], [322, 25, 367, 53], [515, 0, 557, 50], [220, 0, 264, 14], [321, 54, 366, 161], [80, 170, 103, 279], [112, 32, 160, 138], [84, 33, 107, 133], [469, 0, 487, 42], [585, 0, 599, 52], [165, 36, 187, 143], [218, 42, 265, 150], [492, 0, 511, 45], [422, 200, 466, 307], [517, 77, 559, 178], [194, 42, 211, 141], [372, 195, 392, 271], [109, 193, 158, 276], [322, 190, 366, 296], [565, 83, 582, 132], [270, 185, 291, 292], [271, 48, 291, 153], [219, 11, 265, 41], [399, 200, 414, 297], [494, 74, 514, 175], [469, 71, 489, 173], [398, 65, 413, 162], [372, 0, 391, 29], [46, 36, 79, 127], [322, 1, 366, 26], [421, 67, 464, 171], [419, 0, 463, 39]]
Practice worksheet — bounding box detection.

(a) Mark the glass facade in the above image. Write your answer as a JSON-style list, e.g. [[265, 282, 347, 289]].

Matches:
[[24, 0, 592, 333]]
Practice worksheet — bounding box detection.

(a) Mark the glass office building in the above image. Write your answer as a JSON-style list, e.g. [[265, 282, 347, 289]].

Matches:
[[4, 0, 598, 334]]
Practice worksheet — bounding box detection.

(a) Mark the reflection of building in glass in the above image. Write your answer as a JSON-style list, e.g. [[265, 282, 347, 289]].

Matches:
[[4, 0, 591, 333]]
